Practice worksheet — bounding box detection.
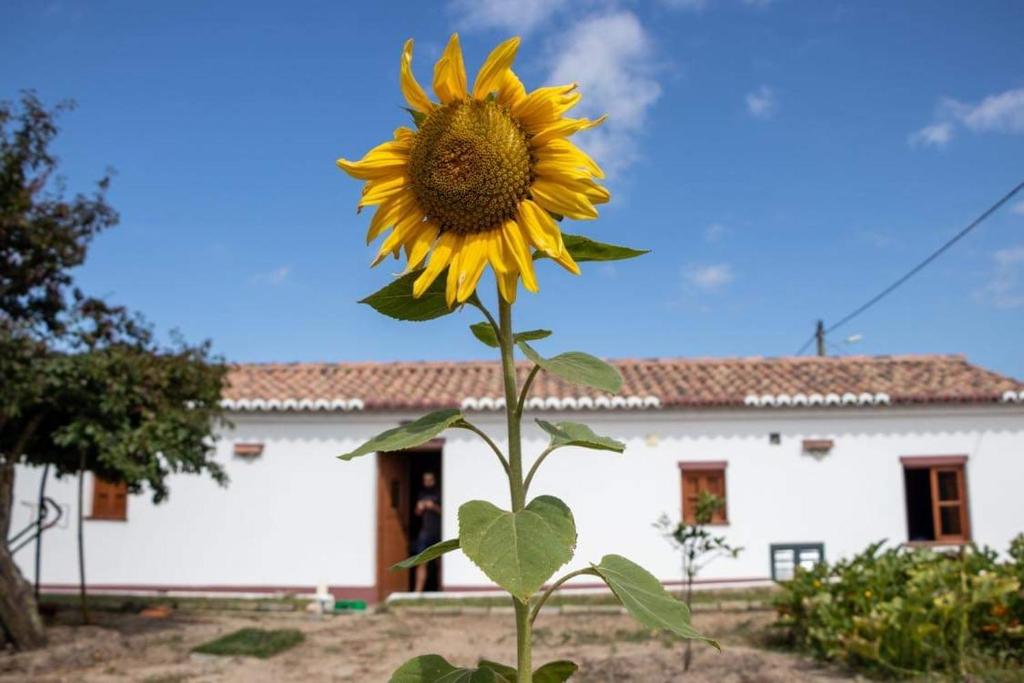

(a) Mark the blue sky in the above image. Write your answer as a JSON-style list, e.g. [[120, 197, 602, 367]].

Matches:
[[4, 0, 1023, 378]]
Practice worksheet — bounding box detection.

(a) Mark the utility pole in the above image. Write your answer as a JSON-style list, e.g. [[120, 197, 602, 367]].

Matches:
[[815, 320, 826, 357]]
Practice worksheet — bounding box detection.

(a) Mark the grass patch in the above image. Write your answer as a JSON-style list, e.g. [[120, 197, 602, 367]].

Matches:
[[191, 628, 304, 659]]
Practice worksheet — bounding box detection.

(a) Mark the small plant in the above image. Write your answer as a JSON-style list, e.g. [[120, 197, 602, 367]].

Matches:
[[336, 33, 716, 682], [773, 535, 1024, 678], [655, 491, 743, 671], [192, 628, 305, 659]]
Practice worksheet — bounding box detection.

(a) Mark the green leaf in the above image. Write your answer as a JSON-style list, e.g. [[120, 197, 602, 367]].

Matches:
[[404, 107, 427, 127], [361, 268, 477, 322], [591, 554, 719, 648], [534, 233, 648, 263], [390, 655, 508, 683], [518, 342, 622, 394], [534, 661, 579, 682], [470, 322, 499, 348], [459, 496, 577, 602], [339, 409, 464, 461], [514, 329, 552, 343], [536, 420, 624, 453], [478, 660, 577, 683], [392, 538, 460, 570], [477, 660, 516, 680]]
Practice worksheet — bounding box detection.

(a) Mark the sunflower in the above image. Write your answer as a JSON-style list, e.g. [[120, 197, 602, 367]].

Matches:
[[337, 34, 609, 305]]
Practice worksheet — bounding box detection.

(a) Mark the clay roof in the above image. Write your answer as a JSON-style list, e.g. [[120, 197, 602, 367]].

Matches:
[[221, 354, 1024, 413]]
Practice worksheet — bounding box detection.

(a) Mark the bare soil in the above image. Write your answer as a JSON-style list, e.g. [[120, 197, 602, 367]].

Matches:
[[0, 607, 855, 682]]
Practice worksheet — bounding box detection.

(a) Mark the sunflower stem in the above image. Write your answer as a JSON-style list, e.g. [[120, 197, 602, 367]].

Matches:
[[497, 288, 531, 683]]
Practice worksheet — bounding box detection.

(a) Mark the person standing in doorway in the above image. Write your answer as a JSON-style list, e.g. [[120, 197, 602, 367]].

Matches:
[[412, 471, 441, 593]]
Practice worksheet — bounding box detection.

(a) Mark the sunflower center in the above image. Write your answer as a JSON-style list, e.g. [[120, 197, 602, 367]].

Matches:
[[409, 99, 532, 235]]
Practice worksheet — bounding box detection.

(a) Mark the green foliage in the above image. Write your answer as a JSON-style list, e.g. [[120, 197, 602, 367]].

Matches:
[[534, 234, 648, 263], [459, 496, 577, 602], [191, 628, 304, 659], [360, 268, 479, 321], [0, 92, 227, 501], [518, 342, 622, 394], [471, 324, 552, 348], [470, 322, 500, 347], [392, 538, 460, 570], [338, 409, 465, 461], [774, 536, 1024, 678], [590, 554, 719, 647], [391, 654, 507, 682], [536, 420, 624, 453], [479, 660, 577, 682]]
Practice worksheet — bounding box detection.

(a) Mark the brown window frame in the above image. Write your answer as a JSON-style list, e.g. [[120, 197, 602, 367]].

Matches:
[[901, 456, 970, 544], [89, 475, 128, 521], [678, 461, 728, 525]]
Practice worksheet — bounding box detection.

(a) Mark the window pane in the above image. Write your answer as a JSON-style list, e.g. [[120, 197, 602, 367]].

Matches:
[[936, 471, 959, 501], [939, 505, 962, 537]]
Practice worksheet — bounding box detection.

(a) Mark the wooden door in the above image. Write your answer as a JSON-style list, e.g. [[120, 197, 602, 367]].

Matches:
[[376, 453, 411, 601]]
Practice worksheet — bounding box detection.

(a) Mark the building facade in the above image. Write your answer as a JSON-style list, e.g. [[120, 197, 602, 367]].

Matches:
[[11, 355, 1024, 602]]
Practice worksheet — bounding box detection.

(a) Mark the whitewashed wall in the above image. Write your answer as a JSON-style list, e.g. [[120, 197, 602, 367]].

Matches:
[[12, 405, 1024, 598]]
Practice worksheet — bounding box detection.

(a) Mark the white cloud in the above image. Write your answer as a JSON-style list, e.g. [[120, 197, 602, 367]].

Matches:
[[976, 245, 1024, 309], [1012, 201, 1024, 216], [911, 87, 1024, 148], [547, 11, 661, 174], [448, 0, 567, 34], [252, 265, 290, 286], [746, 85, 777, 119], [908, 122, 953, 148], [685, 263, 734, 291], [705, 223, 728, 242]]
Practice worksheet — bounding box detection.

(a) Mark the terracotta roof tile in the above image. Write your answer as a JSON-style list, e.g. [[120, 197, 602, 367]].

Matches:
[[222, 354, 1024, 412]]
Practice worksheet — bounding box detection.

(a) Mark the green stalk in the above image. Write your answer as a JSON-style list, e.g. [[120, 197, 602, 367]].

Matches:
[[497, 291, 531, 683]]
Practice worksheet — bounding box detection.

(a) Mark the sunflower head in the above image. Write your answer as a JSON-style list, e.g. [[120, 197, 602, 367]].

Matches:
[[338, 34, 609, 306]]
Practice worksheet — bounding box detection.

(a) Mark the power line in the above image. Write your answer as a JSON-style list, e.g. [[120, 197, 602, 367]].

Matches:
[[796, 179, 1024, 356]]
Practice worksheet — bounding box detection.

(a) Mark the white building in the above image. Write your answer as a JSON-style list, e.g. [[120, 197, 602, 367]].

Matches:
[[11, 354, 1024, 603]]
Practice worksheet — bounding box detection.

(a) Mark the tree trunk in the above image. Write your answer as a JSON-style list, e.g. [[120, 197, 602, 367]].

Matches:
[[76, 456, 89, 624], [0, 459, 47, 649]]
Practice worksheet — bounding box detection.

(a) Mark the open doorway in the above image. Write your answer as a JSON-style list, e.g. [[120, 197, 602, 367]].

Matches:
[[375, 448, 442, 601]]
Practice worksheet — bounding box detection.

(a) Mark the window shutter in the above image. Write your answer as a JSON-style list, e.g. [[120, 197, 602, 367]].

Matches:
[[91, 476, 128, 520]]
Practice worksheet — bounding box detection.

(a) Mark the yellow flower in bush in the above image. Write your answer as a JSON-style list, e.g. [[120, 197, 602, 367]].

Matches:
[[338, 35, 609, 305]]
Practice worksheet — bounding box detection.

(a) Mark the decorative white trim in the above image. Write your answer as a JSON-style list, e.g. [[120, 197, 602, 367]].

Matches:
[[221, 398, 364, 412], [741, 391, 897, 408], [1001, 390, 1024, 403], [459, 395, 663, 411]]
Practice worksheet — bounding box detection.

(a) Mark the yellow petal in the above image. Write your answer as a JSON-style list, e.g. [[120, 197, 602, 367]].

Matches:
[[551, 244, 581, 276], [497, 271, 518, 303], [374, 209, 424, 264], [516, 199, 566, 255], [480, 228, 508, 275], [433, 34, 468, 104], [401, 39, 434, 113], [445, 239, 464, 307], [456, 232, 489, 302], [530, 115, 606, 148], [533, 138, 605, 179], [404, 221, 439, 272], [366, 193, 415, 243], [501, 219, 539, 292], [473, 37, 520, 100], [498, 69, 527, 110], [413, 232, 458, 298], [358, 175, 410, 209], [530, 179, 599, 220], [516, 84, 581, 131]]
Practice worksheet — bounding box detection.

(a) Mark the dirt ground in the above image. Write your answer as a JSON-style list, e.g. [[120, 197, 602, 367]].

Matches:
[[0, 607, 854, 682]]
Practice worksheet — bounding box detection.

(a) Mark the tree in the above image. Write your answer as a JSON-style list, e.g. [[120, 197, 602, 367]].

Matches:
[[0, 92, 228, 649], [655, 492, 743, 672]]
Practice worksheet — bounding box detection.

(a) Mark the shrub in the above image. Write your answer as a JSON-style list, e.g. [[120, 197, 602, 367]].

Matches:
[[773, 535, 1024, 678]]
